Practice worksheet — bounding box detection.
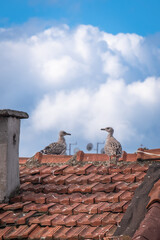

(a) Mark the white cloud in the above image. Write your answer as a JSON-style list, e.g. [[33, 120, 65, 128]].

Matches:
[[102, 52, 128, 78], [127, 77, 160, 104], [31, 89, 90, 131], [41, 56, 79, 84], [0, 23, 160, 155], [32, 77, 160, 141]]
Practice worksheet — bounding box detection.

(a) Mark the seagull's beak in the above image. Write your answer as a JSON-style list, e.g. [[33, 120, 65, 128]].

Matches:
[[66, 132, 71, 135], [101, 128, 105, 131]]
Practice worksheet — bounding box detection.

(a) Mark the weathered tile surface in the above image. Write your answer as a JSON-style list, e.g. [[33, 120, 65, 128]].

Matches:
[[0, 158, 149, 239]]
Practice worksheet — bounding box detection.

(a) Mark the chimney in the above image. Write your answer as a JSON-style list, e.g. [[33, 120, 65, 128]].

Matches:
[[0, 109, 29, 202]]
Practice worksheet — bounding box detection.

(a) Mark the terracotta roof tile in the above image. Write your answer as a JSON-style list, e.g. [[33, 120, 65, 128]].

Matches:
[[65, 174, 80, 184], [127, 182, 141, 191], [46, 193, 60, 204], [28, 225, 61, 240], [120, 165, 132, 174], [100, 173, 117, 183], [53, 226, 71, 239], [92, 225, 114, 239], [82, 193, 97, 204], [16, 211, 37, 225], [85, 165, 99, 174], [0, 227, 12, 240], [30, 148, 160, 164], [74, 164, 93, 175], [40, 214, 59, 226], [51, 214, 68, 225], [114, 164, 160, 238], [44, 183, 68, 194], [4, 224, 38, 240], [40, 166, 57, 175], [105, 191, 124, 203], [94, 192, 109, 203], [88, 174, 103, 184], [3, 201, 31, 211], [89, 212, 109, 226], [42, 175, 57, 184], [135, 172, 146, 182], [123, 201, 131, 213], [64, 213, 84, 226], [75, 174, 90, 184], [137, 148, 160, 161], [147, 179, 160, 208], [53, 165, 69, 174], [65, 226, 87, 239], [74, 203, 89, 214], [133, 202, 160, 240], [122, 174, 136, 183], [112, 173, 126, 182], [69, 193, 83, 204], [110, 201, 128, 213], [93, 183, 117, 193], [63, 166, 77, 175], [79, 226, 97, 239], [0, 153, 151, 239], [119, 191, 134, 202], [102, 213, 120, 225], [81, 183, 98, 193], [115, 182, 129, 192], [37, 226, 61, 240], [131, 164, 148, 173], [98, 202, 113, 213], [96, 165, 109, 175], [105, 225, 117, 238], [76, 213, 92, 226], [34, 193, 47, 204], [21, 192, 38, 202], [108, 167, 121, 175], [0, 211, 12, 224], [132, 178, 160, 239], [0, 204, 7, 210], [1, 212, 22, 225]]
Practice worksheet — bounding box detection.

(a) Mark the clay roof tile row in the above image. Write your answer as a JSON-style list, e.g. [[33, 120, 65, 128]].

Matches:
[[1, 149, 160, 239], [132, 179, 160, 240], [0, 152, 151, 240]]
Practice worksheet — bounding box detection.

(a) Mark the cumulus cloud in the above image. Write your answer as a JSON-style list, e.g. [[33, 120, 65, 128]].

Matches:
[[31, 76, 160, 142], [0, 23, 160, 155]]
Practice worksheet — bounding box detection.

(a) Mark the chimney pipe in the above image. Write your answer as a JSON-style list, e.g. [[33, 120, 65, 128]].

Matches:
[[0, 109, 29, 202]]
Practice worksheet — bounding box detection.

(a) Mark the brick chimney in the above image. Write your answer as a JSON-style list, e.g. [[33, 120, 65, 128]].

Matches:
[[0, 109, 29, 202]]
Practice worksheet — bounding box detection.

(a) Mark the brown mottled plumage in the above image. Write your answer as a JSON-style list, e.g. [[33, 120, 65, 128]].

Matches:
[[41, 131, 71, 155], [101, 127, 122, 159]]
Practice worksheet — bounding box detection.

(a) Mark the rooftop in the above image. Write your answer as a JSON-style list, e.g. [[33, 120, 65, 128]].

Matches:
[[0, 148, 160, 240]]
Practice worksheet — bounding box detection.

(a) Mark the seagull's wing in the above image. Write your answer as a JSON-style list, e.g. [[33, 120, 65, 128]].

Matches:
[[115, 142, 122, 156], [106, 137, 122, 156], [42, 142, 66, 155]]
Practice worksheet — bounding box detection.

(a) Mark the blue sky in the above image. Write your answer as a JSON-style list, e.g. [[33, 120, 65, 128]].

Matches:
[[0, 0, 160, 156], [1, 0, 160, 35]]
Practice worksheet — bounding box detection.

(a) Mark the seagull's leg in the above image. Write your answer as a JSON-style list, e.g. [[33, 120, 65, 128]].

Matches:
[[110, 155, 117, 165], [108, 156, 111, 167], [116, 156, 118, 165]]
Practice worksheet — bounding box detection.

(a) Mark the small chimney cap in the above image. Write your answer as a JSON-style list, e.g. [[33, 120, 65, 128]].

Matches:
[[0, 109, 29, 119]]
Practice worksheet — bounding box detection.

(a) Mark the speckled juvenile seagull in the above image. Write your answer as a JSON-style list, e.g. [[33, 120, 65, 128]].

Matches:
[[41, 130, 71, 155], [101, 127, 122, 162]]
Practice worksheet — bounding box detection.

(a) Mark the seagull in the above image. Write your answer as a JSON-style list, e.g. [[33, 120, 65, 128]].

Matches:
[[41, 130, 71, 155], [101, 127, 122, 162]]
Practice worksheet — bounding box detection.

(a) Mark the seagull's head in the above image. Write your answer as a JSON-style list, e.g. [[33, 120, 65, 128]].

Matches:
[[59, 130, 71, 137], [101, 127, 114, 135]]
